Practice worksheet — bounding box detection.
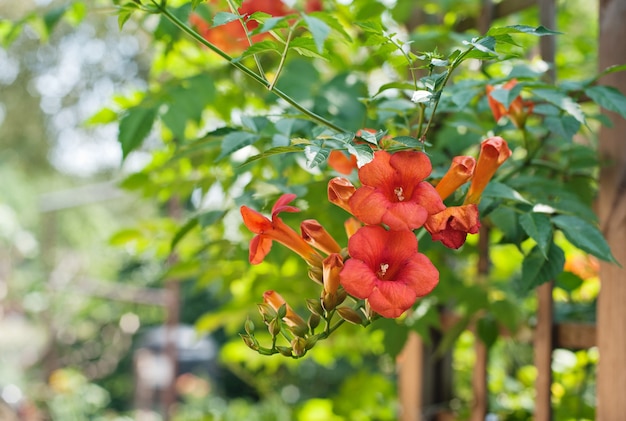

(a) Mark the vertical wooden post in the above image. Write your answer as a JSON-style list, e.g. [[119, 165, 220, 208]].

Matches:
[[533, 282, 553, 421], [597, 0, 626, 419], [398, 332, 423, 421]]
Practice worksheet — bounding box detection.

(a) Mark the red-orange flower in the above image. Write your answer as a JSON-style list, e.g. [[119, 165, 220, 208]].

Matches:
[[322, 253, 343, 296], [348, 150, 445, 231], [241, 194, 321, 265], [435, 156, 476, 200], [425, 204, 480, 249], [464, 137, 512, 205], [486, 79, 534, 128], [301, 219, 341, 255], [190, 0, 323, 53], [328, 177, 356, 214], [328, 150, 358, 175], [340, 225, 439, 318]]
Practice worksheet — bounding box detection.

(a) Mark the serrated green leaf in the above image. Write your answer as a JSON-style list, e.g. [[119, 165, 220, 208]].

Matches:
[[487, 25, 561, 37], [290, 37, 328, 60], [552, 214, 617, 263], [171, 217, 199, 251], [118, 2, 139, 29], [544, 115, 581, 140], [585, 85, 626, 120], [519, 212, 553, 258], [217, 131, 260, 160], [239, 40, 282, 58], [346, 143, 374, 167], [118, 106, 157, 158], [308, 11, 352, 42], [304, 144, 330, 168], [374, 82, 416, 97], [464, 36, 497, 54], [253, 16, 288, 34], [392, 136, 422, 148], [521, 243, 565, 291], [533, 89, 586, 125], [212, 11, 240, 27], [302, 14, 330, 53]]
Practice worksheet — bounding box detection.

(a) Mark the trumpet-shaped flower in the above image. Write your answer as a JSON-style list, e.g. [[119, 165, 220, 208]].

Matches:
[[328, 177, 357, 214], [241, 194, 321, 266], [322, 253, 344, 296], [348, 150, 445, 231], [340, 225, 439, 318], [425, 204, 480, 249], [464, 137, 512, 205], [486, 79, 534, 128], [435, 156, 476, 200], [301, 219, 341, 255]]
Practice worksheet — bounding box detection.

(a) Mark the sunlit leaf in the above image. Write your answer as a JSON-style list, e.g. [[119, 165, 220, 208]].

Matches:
[[302, 14, 330, 53], [171, 217, 199, 251], [217, 131, 260, 160], [240, 146, 304, 166], [487, 25, 561, 37], [118, 105, 157, 158], [552, 214, 618, 263], [212, 11, 239, 27]]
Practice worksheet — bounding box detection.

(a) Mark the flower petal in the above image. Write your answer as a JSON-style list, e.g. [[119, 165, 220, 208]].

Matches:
[[357, 150, 394, 189], [348, 187, 387, 226], [390, 150, 432, 186], [272, 193, 300, 216], [368, 282, 417, 318], [249, 235, 272, 264], [241, 206, 272, 234], [395, 253, 439, 296], [340, 259, 377, 299], [381, 201, 428, 231]]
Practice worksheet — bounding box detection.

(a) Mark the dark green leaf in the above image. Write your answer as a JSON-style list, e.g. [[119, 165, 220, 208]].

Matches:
[[552, 214, 617, 263], [375, 318, 409, 359], [490, 300, 520, 333], [217, 131, 260, 160], [519, 212, 553, 258], [302, 14, 330, 53], [464, 36, 497, 55], [585, 85, 626, 120], [290, 37, 327, 60], [544, 115, 581, 140], [477, 317, 498, 348], [533, 89, 586, 125], [374, 82, 416, 97], [556, 271, 584, 293], [171, 217, 199, 251], [118, 106, 158, 158], [521, 243, 565, 291], [392, 136, 422, 148], [482, 181, 530, 204], [239, 40, 282, 58], [308, 11, 352, 42], [43, 5, 68, 35], [212, 11, 240, 27]]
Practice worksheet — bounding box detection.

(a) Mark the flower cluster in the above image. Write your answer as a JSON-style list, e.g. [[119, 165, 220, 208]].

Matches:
[[240, 136, 511, 357]]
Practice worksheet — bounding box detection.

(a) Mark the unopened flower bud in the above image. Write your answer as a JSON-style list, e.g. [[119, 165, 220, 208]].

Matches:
[[322, 253, 343, 297], [337, 306, 364, 325], [240, 333, 259, 350], [268, 318, 282, 337], [305, 335, 319, 350], [301, 220, 341, 255], [257, 303, 277, 322], [328, 177, 356, 214], [244, 318, 255, 334], [276, 346, 293, 357], [308, 313, 321, 331], [306, 298, 324, 316], [308, 266, 323, 284], [291, 337, 307, 357]]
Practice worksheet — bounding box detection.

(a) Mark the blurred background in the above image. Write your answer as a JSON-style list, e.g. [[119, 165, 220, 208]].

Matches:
[[0, 0, 605, 420]]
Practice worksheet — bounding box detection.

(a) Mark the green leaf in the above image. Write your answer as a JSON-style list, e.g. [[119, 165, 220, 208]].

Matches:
[[477, 316, 498, 348], [598, 64, 626, 78], [198, 210, 225, 227], [585, 85, 626, 120], [171, 217, 199, 251], [308, 11, 352, 42], [482, 181, 530, 204], [519, 212, 553, 258], [302, 14, 330, 53], [533, 89, 586, 125], [118, 2, 140, 29], [544, 115, 581, 140], [374, 82, 416, 97], [552, 214, 617, 263], [43, 5, 68, 35], [464, 36, 497, 55], [556, 271, 584, 293], [118, 106, 158, 158], [240, 146, 304, 166], [346, 143, 374, 167], [521, 243, 565, 291], [253, 16, 288, 34], [239, 40, 282, 58], [392, 136, 422, 148], [304, 144, 329, 168], [290, 37, 328, 60], [85, 108, 118, 125], [375, 318, 409, 359], [487, 25, 561, 37], [490, 300, 520, 333], [212, 11, 240, 27], [217, 131, 260, 161]]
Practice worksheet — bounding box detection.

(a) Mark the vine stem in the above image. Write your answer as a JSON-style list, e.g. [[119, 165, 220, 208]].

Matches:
[[419, 46, 475, 141], [270, 21, 298, 91], [226, 0, 266, 80], [152, 2, 348, 134]]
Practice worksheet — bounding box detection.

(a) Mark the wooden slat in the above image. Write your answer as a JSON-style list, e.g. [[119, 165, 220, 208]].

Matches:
[[554, 323, 596, 350], [597, 1, 626, 419], [534, 282, 554, 421], [398, 332, 423, 421]]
